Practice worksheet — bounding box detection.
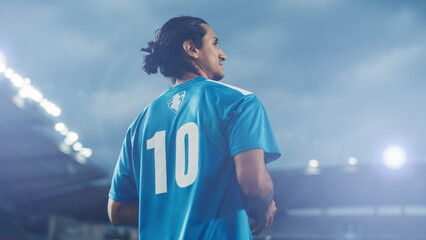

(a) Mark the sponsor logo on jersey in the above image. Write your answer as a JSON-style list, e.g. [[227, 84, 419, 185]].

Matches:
[[167, 91, 185, 113]]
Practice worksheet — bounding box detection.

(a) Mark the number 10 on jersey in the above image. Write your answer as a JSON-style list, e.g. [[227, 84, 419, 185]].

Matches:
[[146, 122, 199, 194]]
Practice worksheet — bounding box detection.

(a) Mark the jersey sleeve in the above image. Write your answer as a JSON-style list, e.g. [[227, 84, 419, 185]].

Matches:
[[108, 128, 139, 204], [227, 94, 281, 163]]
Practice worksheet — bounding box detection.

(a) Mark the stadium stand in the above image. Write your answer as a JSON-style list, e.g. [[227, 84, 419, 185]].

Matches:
[[2, 68, 426, 240]]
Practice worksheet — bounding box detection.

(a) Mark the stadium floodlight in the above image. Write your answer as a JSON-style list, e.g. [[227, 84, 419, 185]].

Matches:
[[72, 142, 83, 151], [308, 159, 319, 168], [80, 148, 92, 158], [50, 106, 61, 117], [55, 122, 66, 132], [64, 131, 79, 146], [2, 59, 94, 163], [40, 99, 51, 110], [55, 122, 69, 136], [60, 128, 68, 136], [383, 145, 406, 169], [348, 157, 358, 166], [11, 73, 24, 88], [40, 99, 61, 117], [18, 85, 36, 99], [305, 159, 320, 175], [64, 138, 74, 146], [18, 88, 28, 98], [66, 131, 79, 143], [4, 68, 14, 79], [27, 86, 43, 102]]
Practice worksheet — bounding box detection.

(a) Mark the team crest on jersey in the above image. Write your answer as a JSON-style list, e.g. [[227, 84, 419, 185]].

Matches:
[[167, 91, 185, 113]]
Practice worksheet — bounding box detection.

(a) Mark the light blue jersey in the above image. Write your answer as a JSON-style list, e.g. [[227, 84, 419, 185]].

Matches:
[[109, 77, 281, 239]]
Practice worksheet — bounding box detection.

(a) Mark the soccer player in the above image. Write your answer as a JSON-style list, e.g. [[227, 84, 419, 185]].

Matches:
[[108, 16, 281, 239]]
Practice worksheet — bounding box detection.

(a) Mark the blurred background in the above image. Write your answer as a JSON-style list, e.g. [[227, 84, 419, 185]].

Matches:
[[1, 0, 425, 239]]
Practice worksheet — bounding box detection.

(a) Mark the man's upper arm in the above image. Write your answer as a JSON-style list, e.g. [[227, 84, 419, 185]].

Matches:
[[233, 148, 273, 206], [108, 198, 139, 226], [227, 95, 281, 164], [109, 128, 139, 204]]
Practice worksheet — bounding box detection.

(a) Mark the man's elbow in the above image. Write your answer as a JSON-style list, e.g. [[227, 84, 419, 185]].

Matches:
[[240, 177, 274, 205], [108, 208, 119, 225], [109, 208, 131, 226], [108, 198, 139, 226], [234, 149, 274, 206], [108, 198, 123, 225], [108, 212, 120, 225]]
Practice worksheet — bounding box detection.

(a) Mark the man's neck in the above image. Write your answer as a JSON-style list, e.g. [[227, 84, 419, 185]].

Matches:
[[175, 72, 206, 86]]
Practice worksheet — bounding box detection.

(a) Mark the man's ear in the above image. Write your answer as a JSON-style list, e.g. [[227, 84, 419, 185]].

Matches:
[[183, 39, 199, 59]]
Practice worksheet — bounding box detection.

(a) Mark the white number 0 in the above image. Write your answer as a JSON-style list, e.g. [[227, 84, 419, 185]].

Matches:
[[146, 122, 199, 194]]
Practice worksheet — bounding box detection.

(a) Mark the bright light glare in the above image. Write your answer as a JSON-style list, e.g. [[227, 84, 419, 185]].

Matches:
[[18, 88, 27, 98], [348, 157, 358, 166], [40, 99, 61, 117], [66, 131, 79, 143], [55, 122, 66, 132], [309, 159, 319, 168], [60, 128, 68, 136], [80, 148, 92, 158], [11, 74, 24, 87], [383, 145, 406, 169], [27, 86, 43, 102], [64, 138, 74, 146], [40, 99, 51, 109], [4, 68, 14, 78], [50, 106, 61, 117], [72, 142, 83, 151], [18, 85, 43, 102], [55, 122, 69, 135], [0, 64, 6, 73], [64, 131, 79, 146]]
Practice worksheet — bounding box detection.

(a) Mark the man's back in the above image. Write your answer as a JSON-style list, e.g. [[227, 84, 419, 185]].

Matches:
[[109, 77, 280, 239], [109, 16, 280, 239]]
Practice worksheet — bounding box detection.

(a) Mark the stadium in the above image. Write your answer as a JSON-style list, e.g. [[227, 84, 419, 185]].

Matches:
[[1, 66, 425, 239], [1, 1, 426, 239]]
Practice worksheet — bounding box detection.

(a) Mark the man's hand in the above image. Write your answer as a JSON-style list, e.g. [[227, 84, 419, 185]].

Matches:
[[248, 200, 277, 236]]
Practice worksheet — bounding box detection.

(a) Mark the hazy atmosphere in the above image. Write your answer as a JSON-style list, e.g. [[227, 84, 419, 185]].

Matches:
[[1, 0, 425, 174]]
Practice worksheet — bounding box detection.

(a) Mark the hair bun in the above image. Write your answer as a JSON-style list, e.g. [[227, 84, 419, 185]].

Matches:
[[141, 41, 158, 54], [141, 41, 161, 74]]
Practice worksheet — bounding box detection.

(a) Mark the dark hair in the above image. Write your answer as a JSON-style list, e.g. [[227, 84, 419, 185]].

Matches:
[[141, 16, 207, 81]]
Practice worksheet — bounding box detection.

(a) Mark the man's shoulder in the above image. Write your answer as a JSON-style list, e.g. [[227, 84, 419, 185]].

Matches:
[[204, 79, 253, 96]]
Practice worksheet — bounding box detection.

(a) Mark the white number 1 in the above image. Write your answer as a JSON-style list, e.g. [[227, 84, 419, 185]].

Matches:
[[146, 130, 167, 194], [146, 122, 199, 194]]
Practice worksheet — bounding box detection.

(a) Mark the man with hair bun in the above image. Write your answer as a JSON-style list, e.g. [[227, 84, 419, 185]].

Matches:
[[108, 16, 281, 239]]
